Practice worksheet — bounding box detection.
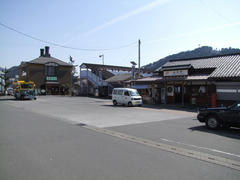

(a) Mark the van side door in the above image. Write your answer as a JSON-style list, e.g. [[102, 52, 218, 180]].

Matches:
[[117, 90, 124, 104], [123, 90, 131, 104]]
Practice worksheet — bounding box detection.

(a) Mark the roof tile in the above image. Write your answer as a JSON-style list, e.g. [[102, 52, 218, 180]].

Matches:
[[162, 54, 240, 78]]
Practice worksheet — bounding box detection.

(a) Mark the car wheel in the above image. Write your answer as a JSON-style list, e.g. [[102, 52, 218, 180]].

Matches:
[[206, 116, 219, 129], [113, 100, 117, 106], [128, 102, 133, 107]]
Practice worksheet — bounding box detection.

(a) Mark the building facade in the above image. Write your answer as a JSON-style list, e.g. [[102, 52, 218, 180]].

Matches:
[[0, 71, 5, 95], [19, 46, 72, 95], [131, 53, 240, 107]]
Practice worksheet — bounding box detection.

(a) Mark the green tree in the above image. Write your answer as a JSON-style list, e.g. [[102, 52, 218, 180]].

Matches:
[[69, 56, 78, 95]]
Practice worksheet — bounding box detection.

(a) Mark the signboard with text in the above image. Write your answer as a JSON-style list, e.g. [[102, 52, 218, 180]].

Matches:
[[164, 69, 188, 76], [46, 76, 57, 81]]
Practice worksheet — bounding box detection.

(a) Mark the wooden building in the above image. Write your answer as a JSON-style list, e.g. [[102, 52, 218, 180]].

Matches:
[[131, 53, 240, 107]]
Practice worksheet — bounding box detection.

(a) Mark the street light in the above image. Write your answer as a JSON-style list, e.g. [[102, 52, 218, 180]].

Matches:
[[99, 54, 105, 89], [99, 54, 104, 65], [130, 61, 137, 80]]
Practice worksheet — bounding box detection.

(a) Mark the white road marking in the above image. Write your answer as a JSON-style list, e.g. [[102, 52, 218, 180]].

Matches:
[[160, 138, 240, 158], [82, 125, 240, 171]]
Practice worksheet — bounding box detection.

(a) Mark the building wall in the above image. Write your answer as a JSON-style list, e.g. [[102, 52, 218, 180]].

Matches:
[[216, 82, 240, 106], [0, 72, 4, 94], [19, 63, 72, 95], [58, 66, 72, 87]]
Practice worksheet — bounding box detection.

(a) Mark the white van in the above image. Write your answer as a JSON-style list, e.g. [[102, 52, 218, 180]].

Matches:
[[112, 88, 143, 106]]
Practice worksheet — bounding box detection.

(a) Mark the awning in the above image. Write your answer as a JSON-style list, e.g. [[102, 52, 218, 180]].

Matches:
[[45, 82, 60, 84], [131, 77, 163, 82], [131, 85, 150, 89]]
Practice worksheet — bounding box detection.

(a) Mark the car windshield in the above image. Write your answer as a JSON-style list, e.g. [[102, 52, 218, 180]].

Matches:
[[229, 102, 240, 109], [130, 90, 139, 96], [21, 84, 33, 89]]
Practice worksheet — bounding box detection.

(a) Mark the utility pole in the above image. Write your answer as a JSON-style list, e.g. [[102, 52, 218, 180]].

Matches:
[[138, 39, 141, 78]]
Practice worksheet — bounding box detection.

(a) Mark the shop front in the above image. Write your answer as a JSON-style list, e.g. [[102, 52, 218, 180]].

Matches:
[[164, 79, 215, 107], [131, 84, 153, 104], [130, 77, 164, 104]]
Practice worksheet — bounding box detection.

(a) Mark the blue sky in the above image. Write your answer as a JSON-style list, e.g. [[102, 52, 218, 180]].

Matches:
[[0, 0, 240, 70]]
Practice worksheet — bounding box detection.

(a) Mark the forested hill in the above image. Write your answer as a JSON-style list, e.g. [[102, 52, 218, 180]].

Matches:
[[142, 46, 240, 71]]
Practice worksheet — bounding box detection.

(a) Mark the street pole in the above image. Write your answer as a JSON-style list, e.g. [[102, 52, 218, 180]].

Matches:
[[99, 54, 104, 65], [102, 55, 104, 65], [99, 54, 104, 96], [138, 39, 141, 78]]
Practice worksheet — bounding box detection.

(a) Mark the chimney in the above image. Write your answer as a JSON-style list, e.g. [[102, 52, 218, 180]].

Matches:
[[40, 48, 44, 57], [44, 46, 50, 57]]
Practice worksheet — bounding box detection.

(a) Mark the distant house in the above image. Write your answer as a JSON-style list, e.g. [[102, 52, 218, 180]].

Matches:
[[0, 71, 5, 95], [105, 73, 132, 95], [19, 46, 72, 95]]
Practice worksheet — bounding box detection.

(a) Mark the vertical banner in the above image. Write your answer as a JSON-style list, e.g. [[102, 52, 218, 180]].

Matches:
[[132, 66, 135, 79], [99, 71, 102, 80]]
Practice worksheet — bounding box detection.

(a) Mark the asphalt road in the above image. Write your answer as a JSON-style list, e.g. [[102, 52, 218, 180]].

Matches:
[[2, 96, 195, 127], [0, 96, 240, 180]]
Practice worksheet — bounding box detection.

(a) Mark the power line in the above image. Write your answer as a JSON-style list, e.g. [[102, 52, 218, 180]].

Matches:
[[199, 0, 232, 23], [0, 21, 137, 52]]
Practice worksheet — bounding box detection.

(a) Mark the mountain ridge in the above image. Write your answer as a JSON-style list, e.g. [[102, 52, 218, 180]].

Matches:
[[143, 46, 240, 71]]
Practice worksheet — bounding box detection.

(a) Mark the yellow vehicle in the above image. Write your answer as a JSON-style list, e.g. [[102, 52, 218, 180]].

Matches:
[[13, 81, 37, 100]]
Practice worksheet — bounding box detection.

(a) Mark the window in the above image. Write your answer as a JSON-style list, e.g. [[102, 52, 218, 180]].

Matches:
[[112, 90, 117, 95], [124, 91, 129, 96], [199, 86, 206, 93], [21, 84, 33, 89], [46, 66, 57, 76], [232, 103, 240, 110], [45, 63, 58, 81], [130, 90, 139, 96], [118, 90, 123, 95], [45, 63, 58, 76]]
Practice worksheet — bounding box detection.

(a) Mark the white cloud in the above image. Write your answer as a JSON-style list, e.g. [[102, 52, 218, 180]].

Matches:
[[84, 0, 172, 36], [63, 0, 172, 45]]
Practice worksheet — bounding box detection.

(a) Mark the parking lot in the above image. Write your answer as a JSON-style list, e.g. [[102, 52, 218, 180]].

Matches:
[[1, 96, 240, 180], [2, 95, 240, 158], [3, 96, 196, 127]]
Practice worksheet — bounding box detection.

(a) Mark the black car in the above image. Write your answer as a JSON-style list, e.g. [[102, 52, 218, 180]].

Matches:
[[197, 102, 240, 129]]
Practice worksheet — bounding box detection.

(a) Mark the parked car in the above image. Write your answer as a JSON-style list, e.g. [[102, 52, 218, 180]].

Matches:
[[6, 88, 14, 96], [197, 102, 240, 129], [112, 88, 142, 106]]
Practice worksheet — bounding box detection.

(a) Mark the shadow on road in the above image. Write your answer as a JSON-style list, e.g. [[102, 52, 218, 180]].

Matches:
[[136, 104, 198, 113], [189, 125, 240, 140], [0, 97, 17, 101], [101, 104, 199, 112], [101, 104, 134, 108]]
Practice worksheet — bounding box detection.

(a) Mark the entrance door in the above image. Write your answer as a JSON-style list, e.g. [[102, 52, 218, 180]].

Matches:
[[174, 86, 182, 103], [161, 88, 165, 104]]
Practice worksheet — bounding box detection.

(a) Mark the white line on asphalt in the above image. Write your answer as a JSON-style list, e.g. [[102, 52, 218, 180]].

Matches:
[[81, 125, 240, 171], [160, 138, 240, 158]]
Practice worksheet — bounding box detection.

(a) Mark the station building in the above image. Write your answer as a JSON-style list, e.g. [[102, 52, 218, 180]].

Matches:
[[79, 63, 151, 97], [18, 46, 72, 95], [131, 53, 240, 107]]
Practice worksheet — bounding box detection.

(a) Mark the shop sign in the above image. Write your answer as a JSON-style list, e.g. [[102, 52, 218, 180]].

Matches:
[[46, 76, 57, 81], [164, 69, 188, 76]]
